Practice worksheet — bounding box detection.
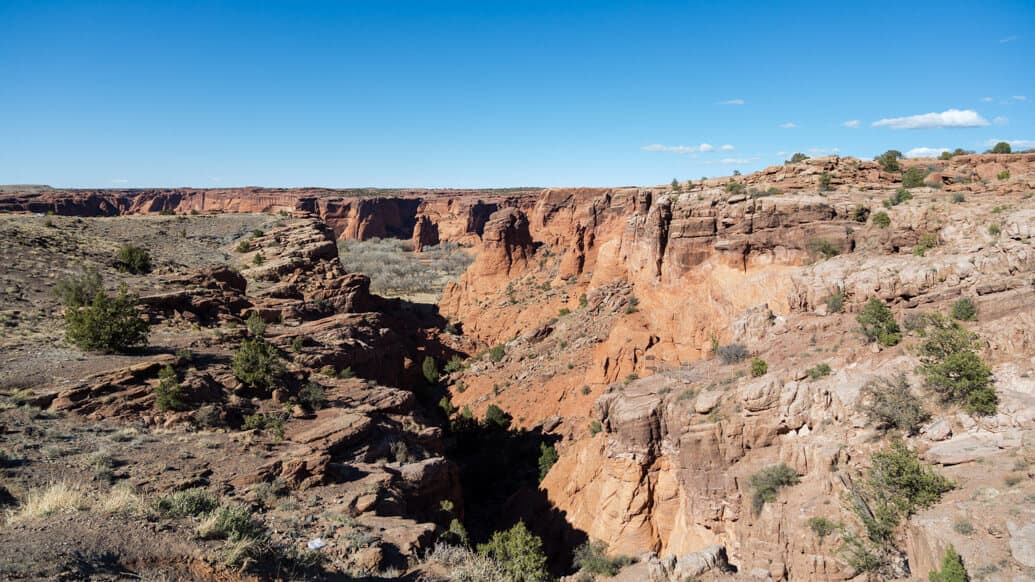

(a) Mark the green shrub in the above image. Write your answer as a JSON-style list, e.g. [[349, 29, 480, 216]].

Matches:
[[824, 288, 846, 313], [884, 187, 913, 207], [917, 316, 996, 414], [996, 170, 1010, 180], [750, 358, 768, 377], [853, 207, 870, 222], [953, 519, 974, 535], [807, 363, 832, 379], [872, 211, 891, 229], [235, 240, 251, 253], [154, 365, 187, 412], [297, 382, 325, 410], [65, 288, 149, 353], [573, 540, 633, 576], [242, 412, 287, 439], [749, 464, 800, 513], [951, 193, 966, 203], [786, 153, 810, 164], [717, 343, 749, 364], [808, 516, 838, 541], [156, 488, 218, 517], [914, 232, 939, 256], [537, 443, 558, 482], [290, 336, 304, 352], [558, 307, 571, 316], [868, 440, 953, 517], [198, 504, 264, 541], [252, 253, 265, 266], [589, 420, 602, 435], [422, 356, 440, 384], [245, 311, 267, 337], [861, 374, 928, 435], [929, 546, 968, 582], [488, 344, 506, 363], [819, 172, 832, 192], [476, 521, 548, 582], [444, 355, 465, 374], [902, 167, 928, 188], [808, 238, 840, 260], [987, 223, 1001, 237], [625, 295, 639, 314], [484, 405, 512, 430], [990, 141, 1011, 154], [951, 298, 976, 321], [232, 338, 284, 392], [875, 150, 903, 172], [857, 299, 901, 347], [116, 244, 151, 274], [725, 181, 746, 195], [53, 267, 103, 307]]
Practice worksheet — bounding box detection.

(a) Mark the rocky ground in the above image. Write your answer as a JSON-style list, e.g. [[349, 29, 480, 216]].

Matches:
[[1, 152, 1034, 581]]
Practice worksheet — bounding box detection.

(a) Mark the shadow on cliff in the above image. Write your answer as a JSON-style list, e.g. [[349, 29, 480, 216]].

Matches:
[[446, 416, 588, 575]]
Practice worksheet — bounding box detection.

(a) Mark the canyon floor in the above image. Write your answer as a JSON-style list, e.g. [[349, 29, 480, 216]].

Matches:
[[1, 153, 1035, 581]]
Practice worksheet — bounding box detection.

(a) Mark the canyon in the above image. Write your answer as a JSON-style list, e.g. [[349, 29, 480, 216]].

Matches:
[[1, 152, 1034, 581]]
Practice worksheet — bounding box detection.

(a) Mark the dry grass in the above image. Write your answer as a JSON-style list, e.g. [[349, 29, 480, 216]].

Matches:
[[338, 238, 474, 298], [99, 483, 142, 514], [422, 543, 507, 582], [6, 481, 91, 523]]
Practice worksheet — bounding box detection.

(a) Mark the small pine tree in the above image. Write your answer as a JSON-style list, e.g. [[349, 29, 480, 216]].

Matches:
[[929, 546, 969, 582], [990, 141, 1011, 154], [537, 443, 558, 482], [65, 287, 149, 353], [232, 338, 284, 393], [484, 404, 512, 430], [154, 364, 187, 411], [856, 299, 901, 346], [476, 521, 549, 582], [422, 356, 440, 384], [116, 244, 152, 274]]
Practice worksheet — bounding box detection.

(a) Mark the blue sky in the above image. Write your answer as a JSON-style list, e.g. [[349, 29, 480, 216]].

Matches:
[[1, 1, 1033, 188]]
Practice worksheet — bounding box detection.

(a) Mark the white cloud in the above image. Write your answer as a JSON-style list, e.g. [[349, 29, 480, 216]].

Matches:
[[994, 116, 1009, 125], [111, 179, 129, 184], [872, 108, 989, 130], [842, 120, 861, 128], [719, 158, 752, 164], [718, 99, 745, 105], [779, 122, 798, 129], [807, 147, 841, 155], [905, 147, 949, 158], [641, 143, 721, 154], [1000, 35, 1018, 44], [983, 138, 1035, 149], [981, 97, 994, 102], [1012, 95, 1027, 101], [720, 144, 735, 151]]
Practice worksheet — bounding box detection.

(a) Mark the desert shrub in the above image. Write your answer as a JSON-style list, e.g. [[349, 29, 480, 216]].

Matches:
[[786, 153, 810, 164], [573, 540, 634, 576], [246, 312, 267, 337], [422, 356, 440, 384], [748, 463, 800, 513], [749, 187, 782, 198], [290, 336, 304, 352], [425, 543, 507, 581], [807, 363, 832, 379], [537, 443, 558, 482], [953, 520, 974, 535], [808, 516, 838, 541], [53, 267, 103, 307], [717, 343, 749, 364], [488, 344, 506, 363], [917, 316, 996, 414], [242, 412, 287, 439], [861, 374, 928, 434], [951, 298, 976, 321], [725, 181, 746, 195], [589, 420, 602, 435], [872, 211, 891, 228], [154, 364, 188, 412], [156, 488, 218, 517], [338, 238, 474, 297], [443, 355, 465, 374], [866, 440, 952, 517], [853, 206, 870, 222], [65, 287, 149, 353], [914, 232, 939, 256], [819, 172, 832, 192], [558, 307, 571, 316], [750, 358, 768, 377], [929, 546, 968, 582], [625, 295, 639, 314], [857, 299, 901, 347], [116, 244, 151, 274], [808, 238, 840, 260], [883, 187, 913, 207], [484, 405, 512, 430], [476, 521, 549, 582], [990, 141, 1011, 154], [875, 150, 903, 172], [297, 382, 325, 410], [987, 223, 1001, 237], [232, 339, 284, 392], [824, 288, 846, 313], [198, 504, 264, 541], [951, 193, 965, 203], [902, 167, 928, 188], [235, 239, 251, 253], [252, 253, 265, 266]]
